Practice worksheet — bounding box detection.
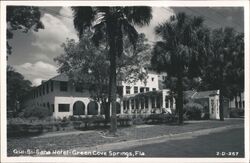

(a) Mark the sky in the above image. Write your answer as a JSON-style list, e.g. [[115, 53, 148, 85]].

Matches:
[[7, 6, 244, 86]]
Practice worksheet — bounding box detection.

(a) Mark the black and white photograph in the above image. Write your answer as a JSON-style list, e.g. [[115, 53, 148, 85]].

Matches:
[[0, 0, 249, 162]]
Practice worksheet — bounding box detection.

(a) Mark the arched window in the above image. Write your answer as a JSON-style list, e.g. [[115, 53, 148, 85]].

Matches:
[[73, 101, 85, 115], [87, 101, 98, 115]]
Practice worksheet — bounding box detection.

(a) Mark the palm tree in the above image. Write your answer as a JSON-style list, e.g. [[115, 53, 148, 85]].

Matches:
[[151, 13, 209, 124], [72, 7, 152, 134]]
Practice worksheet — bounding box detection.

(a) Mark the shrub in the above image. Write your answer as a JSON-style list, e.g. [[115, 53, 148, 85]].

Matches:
[[23, 105, 52, 119], [144, 113, 175, 124], [7, 117, 59, 136], [230, 108, 244, 118], [184, 102, 203, 120], [131, 115, 144, 125]]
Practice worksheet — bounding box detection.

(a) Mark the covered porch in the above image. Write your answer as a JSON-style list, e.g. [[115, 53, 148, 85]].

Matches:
[[120, 89, 176, 115]]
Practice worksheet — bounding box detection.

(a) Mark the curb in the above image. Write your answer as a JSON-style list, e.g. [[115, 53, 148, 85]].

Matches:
[[69, 124, 243, 152]]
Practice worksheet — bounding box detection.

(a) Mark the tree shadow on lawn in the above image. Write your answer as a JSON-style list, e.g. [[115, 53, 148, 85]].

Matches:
[[7, 130, 44, 138]]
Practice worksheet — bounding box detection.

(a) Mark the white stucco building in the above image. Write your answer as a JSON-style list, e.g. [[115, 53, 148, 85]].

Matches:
[[23, 72, 168, 119], [23, 72, 221, 120]]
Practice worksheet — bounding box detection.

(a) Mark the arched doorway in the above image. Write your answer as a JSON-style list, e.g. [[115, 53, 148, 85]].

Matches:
[[73, 101, 85, 115], [87, 101, 98, 115]]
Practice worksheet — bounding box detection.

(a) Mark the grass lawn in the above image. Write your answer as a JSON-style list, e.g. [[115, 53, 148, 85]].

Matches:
[[7, 118, 243, 156]]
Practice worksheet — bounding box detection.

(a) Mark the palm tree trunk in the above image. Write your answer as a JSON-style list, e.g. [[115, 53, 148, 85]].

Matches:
[[108, 18, 122, 134], [110, 50, 117, 134], [177, 73, 184, 124]]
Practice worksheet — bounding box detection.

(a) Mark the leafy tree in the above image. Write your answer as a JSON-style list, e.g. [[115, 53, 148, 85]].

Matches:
[[71, 7, 152, 134], [151, 13, 210, 124], [55, 31, 151, 122], [200, 28, 244, 118], [7, 6, 44, 55], [7, 66, 32, 117]]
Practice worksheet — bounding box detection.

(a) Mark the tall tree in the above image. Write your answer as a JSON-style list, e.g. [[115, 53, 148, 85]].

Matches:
[[200, 28, 244, 118], [7, 6, 44, 55], [71, 7, 152, 134], [7, 66, 32, 117], [55, 31, 151, 122], [151, 13, 210, 124]]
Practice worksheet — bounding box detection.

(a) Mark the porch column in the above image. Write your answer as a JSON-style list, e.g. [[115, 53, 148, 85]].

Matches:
[[98, 102, 101, 115], [138, 97, 141, 114], [173, 97, 176, 110], [85, 100, 88, 116], [128, 99, 131, 115], [148, 96, 152, 114]]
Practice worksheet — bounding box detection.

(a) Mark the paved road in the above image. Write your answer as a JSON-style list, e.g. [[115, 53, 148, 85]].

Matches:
[[114, 127, 244, 157]]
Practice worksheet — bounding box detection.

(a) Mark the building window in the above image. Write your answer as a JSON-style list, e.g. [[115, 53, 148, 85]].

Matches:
[[50, 81, 54, 92], [151, 77, 154, 81], [211, 99, 215, 114], [135, 98, 139, 110], [134, 86, 138, 94], [165, 96, 169, 108], [46, 83, 49, 94], [141, 98, 144, 109], [156, 97, 161, 108], [126, 86, 130, 94], [58, 104, 70, 112], [146, 87, 149, 92], [145, 97, 148, 108], [152, 88, 156, 91], [127, 100, 130, 110], [60, 81, 68, 91], [131, 99, 134, 110], [75, 85, 83, 92], [140, 87, 144, 93], [151, 97, 156, 108], [123, 100, 127, 110]]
